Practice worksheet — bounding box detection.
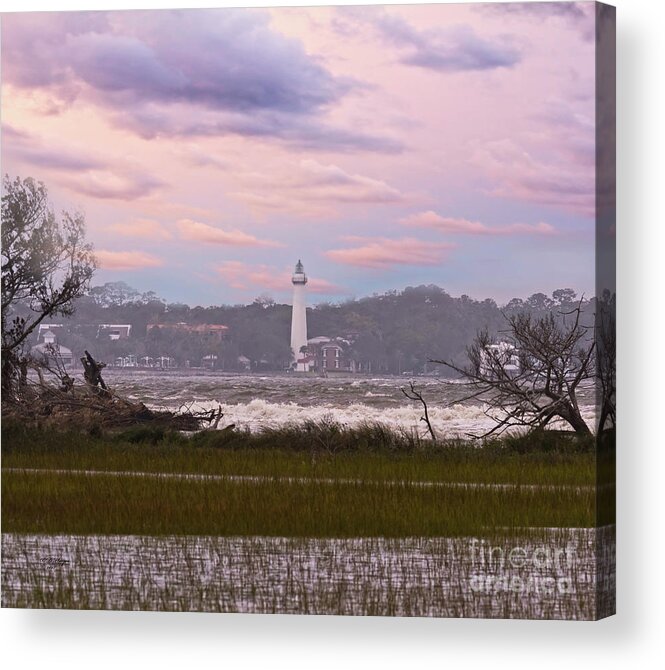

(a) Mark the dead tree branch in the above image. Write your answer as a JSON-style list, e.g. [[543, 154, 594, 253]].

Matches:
[[401, 381, 437, 441], [431, 300, 594, 438]]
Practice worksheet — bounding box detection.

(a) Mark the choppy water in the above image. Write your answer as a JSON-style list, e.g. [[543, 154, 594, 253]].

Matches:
[[1, 530, 615, 618], [103, 370, 597, 437]]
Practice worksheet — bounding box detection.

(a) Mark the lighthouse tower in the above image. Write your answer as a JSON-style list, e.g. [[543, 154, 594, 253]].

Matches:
[[290, 259, 308, 372]]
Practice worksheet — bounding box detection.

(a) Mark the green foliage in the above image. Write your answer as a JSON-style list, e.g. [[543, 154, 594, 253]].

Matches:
[[58, 282, 594, 373], [1, 175, 96, 392]]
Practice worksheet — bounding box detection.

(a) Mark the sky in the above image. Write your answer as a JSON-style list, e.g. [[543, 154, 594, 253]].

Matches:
[[1, 2, 598, 306]]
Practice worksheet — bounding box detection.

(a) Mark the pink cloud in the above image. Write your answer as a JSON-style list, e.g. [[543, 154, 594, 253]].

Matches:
[[109, 218, 172, 240], [216, 261, 346, 295], [326, 237, 454, 269], [176, 219, 283, 248], [471, 129, 594, 218], [3, 125, 164, 201], [95, 249, 164, 270], [60, 170, 163, 201], [401, 210, 556, 236], [296, 160, 405, 203], [230, 159, 410, 217], [133, 201, 217, 222]]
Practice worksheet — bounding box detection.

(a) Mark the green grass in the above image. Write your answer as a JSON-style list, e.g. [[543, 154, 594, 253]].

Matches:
[[2, 469, 595, 537], [1, 421, 601, 486], [1, 422, 612, 537]]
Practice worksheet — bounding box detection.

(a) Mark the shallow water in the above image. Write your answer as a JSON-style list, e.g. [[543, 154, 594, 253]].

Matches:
[[102, 370, 597, 437], [1, 530, 615, 619]]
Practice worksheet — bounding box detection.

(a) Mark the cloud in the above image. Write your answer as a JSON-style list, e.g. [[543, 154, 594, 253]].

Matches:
[[3, 124, 104, 171], [216, 261, 346, 295], [109, 218, 173, 240], [337, 7, 521, 72], [470, 137, 594, 218], [295, 160, 405, 202], [8, 144, 104, 172], [2, 10, 402, 153], [2, 123, 33, 141], [3, 125, 164, 201], [173, 144, 231, 171], [176, 219, 283, 248], [95, 249, 164, 270], [465, 97, 595, 218], [231, 159, 410, 215], [113, 105, 404, 153], [401, 211, 556, 236], [326, 236, 454, 269], [2, 11, 341, 112], [63, 172, 163, 201], [479, 2, 595, 41]]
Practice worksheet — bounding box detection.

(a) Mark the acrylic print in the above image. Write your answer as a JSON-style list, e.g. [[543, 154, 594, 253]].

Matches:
[[0, 2, 616, 619]]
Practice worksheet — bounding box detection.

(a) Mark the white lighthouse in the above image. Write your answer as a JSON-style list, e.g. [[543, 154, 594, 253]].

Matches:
[[290, 259, 309, 372]]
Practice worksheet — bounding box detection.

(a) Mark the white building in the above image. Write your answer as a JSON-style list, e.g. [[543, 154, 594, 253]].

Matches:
[[97, 324, 132, 340], [480, 342, 520, 378], [31, 329, 73, 368], [290, 259, 310, 372]]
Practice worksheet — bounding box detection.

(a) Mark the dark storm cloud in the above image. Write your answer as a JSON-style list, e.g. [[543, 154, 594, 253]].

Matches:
[[2, 9, 401, 152], [336, 6, 521, 72]]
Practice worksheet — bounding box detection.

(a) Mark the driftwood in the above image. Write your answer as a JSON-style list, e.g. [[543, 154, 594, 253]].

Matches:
[[81, 350, 109, 395], [2, 352, 225, 433]]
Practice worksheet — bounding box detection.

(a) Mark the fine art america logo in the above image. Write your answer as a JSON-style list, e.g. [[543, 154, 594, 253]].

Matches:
[[468, 539, 579, 596]]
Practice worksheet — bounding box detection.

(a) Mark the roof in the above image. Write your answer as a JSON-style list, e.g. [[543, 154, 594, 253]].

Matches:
[[31, 343, 73, 357], [147, 323, 228, 332]]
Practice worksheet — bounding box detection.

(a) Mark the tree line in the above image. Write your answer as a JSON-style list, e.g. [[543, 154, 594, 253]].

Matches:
[[2, 175, 613, 438], [2, 174, 594, 378], [55, 281, 594, 374]]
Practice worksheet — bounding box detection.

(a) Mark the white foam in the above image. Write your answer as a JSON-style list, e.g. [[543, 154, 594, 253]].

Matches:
[[184, 398, 509, 437]]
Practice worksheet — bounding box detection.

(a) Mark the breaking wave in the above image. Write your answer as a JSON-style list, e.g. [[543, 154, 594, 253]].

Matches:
[[105, 370, 596, 439], [184, 398, 504, 438]]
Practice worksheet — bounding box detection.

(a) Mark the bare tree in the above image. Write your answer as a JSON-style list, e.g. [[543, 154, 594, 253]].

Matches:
[[1, 175, 96, 397], [401, 381, 437, 440], [432, 302, 594, 437]]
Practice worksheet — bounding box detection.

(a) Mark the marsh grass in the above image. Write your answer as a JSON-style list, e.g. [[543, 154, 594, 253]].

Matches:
[[2, 467, 595, 537], [1, 529, 615, 619], [1, 421, 614, 617], [2, 421, 612, 537], [1, 421, 603, 487]]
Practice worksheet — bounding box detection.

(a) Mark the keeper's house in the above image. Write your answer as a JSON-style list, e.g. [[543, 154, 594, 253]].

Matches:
[[30, 327, 73, 368]]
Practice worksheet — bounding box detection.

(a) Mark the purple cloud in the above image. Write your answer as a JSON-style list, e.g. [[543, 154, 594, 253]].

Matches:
[[114, 107, 404, 153], [3, 125, 165, 201], [2, 9, 402, 153], [482, 2, 589, 20], [337, 7, 521, 72], [479, 2, 595, 41]]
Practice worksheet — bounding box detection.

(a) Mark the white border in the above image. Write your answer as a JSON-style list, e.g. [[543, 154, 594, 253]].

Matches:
[[1, 1, 663, 668]]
